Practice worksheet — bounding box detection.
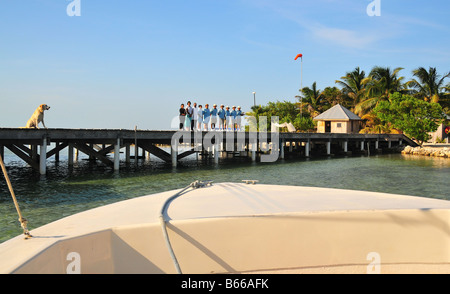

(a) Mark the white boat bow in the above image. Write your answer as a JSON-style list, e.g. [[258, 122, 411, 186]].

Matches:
[[1, 182, 449, 274]]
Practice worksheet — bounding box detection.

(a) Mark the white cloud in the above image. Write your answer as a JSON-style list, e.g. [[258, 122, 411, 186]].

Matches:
[[310, 26, 378, 49], [242, 0, 381, 50]]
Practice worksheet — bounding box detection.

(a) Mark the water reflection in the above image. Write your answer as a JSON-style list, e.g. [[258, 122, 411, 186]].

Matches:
[[0, 152, 449, 243]]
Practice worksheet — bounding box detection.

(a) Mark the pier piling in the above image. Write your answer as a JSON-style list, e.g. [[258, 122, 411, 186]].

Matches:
[[39, 137, 47, 175], [305, 140, 310, 157], [172, 141, 178, 168], [68, 144, 74, 166], [114, 138, 120, 171]]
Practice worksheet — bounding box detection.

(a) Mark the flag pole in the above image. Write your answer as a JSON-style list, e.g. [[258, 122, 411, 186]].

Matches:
[[300, 56, 303, 90], [294, 53, 303, 116], [300, 57, 303, 116]]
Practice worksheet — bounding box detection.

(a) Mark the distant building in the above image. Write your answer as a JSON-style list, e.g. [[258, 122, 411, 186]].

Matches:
[[313, 104, 362, 134], [428, 114, 450, 143]]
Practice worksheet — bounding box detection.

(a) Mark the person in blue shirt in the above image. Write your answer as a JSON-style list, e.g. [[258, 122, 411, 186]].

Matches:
[[230, 106, 238, 131], [218, 104, 226, 131], [225, 106, 231, 131], [202, 104, 211, 131], [236, 106, 245, 131], [210, 104, 218, 130]]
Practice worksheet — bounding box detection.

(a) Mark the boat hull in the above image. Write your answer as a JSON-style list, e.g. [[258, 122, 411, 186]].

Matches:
[[1, 183, 450, 274]]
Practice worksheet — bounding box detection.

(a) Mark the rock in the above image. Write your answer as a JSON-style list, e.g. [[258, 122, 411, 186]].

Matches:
[[403, 146, 412, 153], [401, 146, 450, 159]]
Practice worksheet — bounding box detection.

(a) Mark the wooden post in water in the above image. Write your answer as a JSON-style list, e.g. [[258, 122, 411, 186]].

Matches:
[[89, 143, 94, 161], [172, 140, 178, 167], [134, 126, 138, 165], [68, 144, 74, 166], [305, 139, 310, 157], [114, 138, 120, 171], [31, 145, 38, 161], [55, 142, 60, 162], [40, 137, 47, 175], [251, 143, 256, 162], [125, 144, 131, 163], [214, 141, 219, 164]]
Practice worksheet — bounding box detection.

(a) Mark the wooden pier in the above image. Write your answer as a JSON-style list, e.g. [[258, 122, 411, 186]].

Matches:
[[0, 128, 418, 175]]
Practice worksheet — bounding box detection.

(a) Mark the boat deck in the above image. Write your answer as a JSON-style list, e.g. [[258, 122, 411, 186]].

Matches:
[[1, 183, 449, 274]]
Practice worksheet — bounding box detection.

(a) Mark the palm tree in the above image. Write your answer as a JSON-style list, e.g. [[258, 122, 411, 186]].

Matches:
[[299, 82, 328, 117], [406, 67, 450, 103], [441, 82, 450, 112], [355, 66, 405, 115], [359, 113, 388, 134], [368, 66, 406, 95], [335, 67, 370, 113]]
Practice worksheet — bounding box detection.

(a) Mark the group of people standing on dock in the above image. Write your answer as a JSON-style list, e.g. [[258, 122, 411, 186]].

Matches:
[[179, 101, 245, 131]]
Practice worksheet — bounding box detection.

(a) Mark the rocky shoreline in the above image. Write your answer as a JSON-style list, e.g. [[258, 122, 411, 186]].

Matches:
[[401, 145, 450, 158]]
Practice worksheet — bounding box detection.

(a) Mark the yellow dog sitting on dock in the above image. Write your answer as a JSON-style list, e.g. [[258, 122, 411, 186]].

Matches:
[[25, 104, 51, 129]]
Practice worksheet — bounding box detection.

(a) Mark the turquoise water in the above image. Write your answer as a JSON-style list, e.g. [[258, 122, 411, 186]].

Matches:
[[1, 152, 449, 243]]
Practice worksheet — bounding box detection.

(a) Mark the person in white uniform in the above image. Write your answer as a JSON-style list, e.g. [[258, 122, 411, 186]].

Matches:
[[197, 105, 203, 131], [236, 106, 245, 131]]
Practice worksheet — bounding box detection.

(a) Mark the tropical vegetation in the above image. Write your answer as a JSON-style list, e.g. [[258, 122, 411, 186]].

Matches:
[[374, 92, 445, 144], [246, 66, 449, 141]]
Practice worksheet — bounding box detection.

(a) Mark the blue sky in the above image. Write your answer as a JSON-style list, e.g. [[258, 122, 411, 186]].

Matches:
[[0, 0, 449, 130]]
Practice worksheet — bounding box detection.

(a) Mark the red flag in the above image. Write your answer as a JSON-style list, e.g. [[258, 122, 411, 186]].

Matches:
[[294, 53, 303, 60]]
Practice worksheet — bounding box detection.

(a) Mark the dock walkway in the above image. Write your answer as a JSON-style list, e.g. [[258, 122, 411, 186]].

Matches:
[[0, 128, 418, 175]]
